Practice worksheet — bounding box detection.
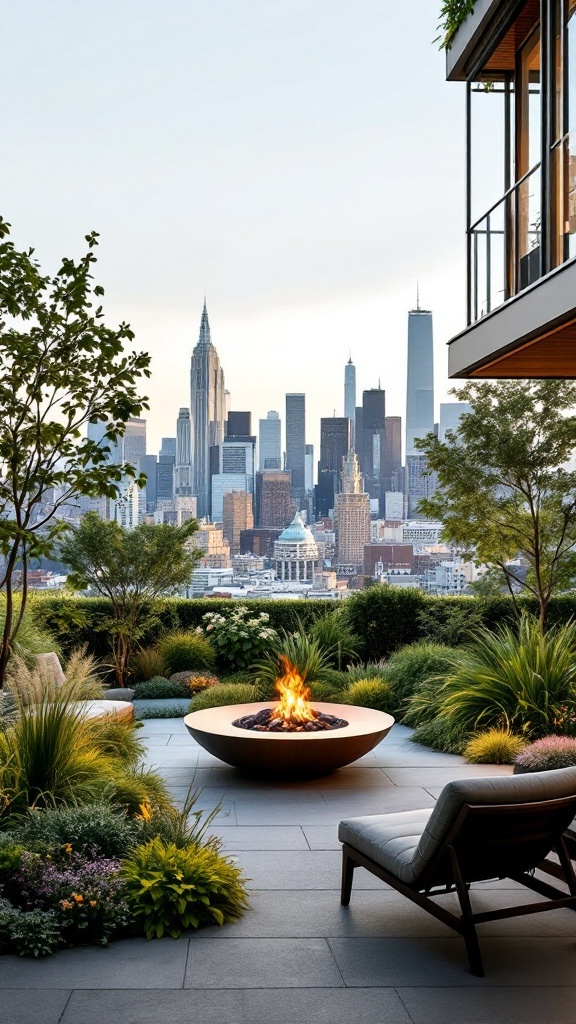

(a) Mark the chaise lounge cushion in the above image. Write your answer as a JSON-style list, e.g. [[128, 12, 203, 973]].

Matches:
[[339, 767, 576, 886]]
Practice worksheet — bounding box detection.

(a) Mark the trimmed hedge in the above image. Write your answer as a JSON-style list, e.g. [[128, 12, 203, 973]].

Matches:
[[29, 591, 576, 667]]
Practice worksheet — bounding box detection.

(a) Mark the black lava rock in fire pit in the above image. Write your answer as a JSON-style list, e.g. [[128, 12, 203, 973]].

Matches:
[[232, 707, 349, 732]]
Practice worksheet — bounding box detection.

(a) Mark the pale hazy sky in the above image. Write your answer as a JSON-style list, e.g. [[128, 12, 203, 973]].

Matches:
[[1, 0, 468, 459]]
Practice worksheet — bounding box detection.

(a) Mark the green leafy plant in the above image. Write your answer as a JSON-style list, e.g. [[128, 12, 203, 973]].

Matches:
[[0, 899, 59, 957], [415, 601, 486, 647], [130, 647, 167, 683], [121, 836, 248, 939], [437, 0, 477, 49], [109, 766, 173, 818], [308, 612, 359, 669], [89, 719, 145, 769], [411, 718, 471, 755], [14, 804, 142, 859], [431, 617, 576, 738], [134, 677, 181, 699], [251, 630, 335, 698], [156, 633, 216, 675], [384, 641, 458, 713], [464, 728, 525, 765], [137, 787, 222, 851], [514, 735, 576, 773], [189, 683, 258, 712], [134, 704, 188, 721], [342, 679, 393, 713], [201, 606, 280, 672]]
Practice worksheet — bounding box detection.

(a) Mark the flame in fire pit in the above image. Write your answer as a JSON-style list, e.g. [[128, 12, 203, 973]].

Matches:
[[270, 656, 316, 724]]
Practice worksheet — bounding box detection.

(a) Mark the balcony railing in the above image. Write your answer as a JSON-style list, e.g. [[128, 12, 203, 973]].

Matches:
[[468, 163, 541, 323]]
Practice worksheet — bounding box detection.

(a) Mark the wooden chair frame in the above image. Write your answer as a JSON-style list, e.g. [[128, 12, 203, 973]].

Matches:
[[340, 795, 576, 976]]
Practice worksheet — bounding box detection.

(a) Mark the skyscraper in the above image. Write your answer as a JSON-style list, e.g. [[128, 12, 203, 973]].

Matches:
[[315, 417, 350, 517], [259, 411, 281, 471], [334, 450, 370, 572], [190, 301, 226, 518], [406, 303, 434, 516], [406, 304, 434, 455], [360, 388, 386, 513], [285, 393, 306, 504], [438, 402, 472, 442], [256, 471, 294, 529], [222, 491, 254, 554], [175, 408, 193, 496], [383, 415, 402, 493], [121, 417, 147, 467], [344, 356, 356, 446]]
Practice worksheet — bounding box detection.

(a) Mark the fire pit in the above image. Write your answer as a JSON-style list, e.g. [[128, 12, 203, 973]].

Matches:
[[183, 658, 394, 777]]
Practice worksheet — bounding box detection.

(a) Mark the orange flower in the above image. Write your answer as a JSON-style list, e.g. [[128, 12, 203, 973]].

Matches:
[[89, 900, 97, 907], [60, 899, 73, 910], [62, 843, 72, 854], [71, 892, 84, 903], [135, 802, 153, 822]]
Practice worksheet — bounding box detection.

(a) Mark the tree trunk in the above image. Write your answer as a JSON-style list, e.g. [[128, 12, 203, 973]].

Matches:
[[0, 543, 20, 690]]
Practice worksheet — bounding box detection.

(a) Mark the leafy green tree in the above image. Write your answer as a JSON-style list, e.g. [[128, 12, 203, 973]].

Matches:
[[416, 380, 576, 630], [0, 218, 150, 687], [60, 513, 202, 686]]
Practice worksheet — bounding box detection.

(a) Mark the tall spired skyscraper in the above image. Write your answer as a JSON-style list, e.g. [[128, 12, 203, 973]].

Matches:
[[190, 301, 226, 518], [175, 408, 192, 496], [344, 356, 356, 446]]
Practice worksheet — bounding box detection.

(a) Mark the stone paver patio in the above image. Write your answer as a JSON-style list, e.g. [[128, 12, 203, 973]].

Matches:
[[1, 721, 575, 1023]]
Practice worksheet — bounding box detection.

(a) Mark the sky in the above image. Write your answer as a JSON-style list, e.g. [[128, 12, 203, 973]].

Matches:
[[1, 0, 468, 462]]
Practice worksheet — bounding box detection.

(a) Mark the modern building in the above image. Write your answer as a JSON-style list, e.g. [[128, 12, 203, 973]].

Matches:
[[222, 490, 254, 554], [226, 411, 251, 437], [438, 402, 472, 442], [239, 528, 281, 558], [444, 1, 576, 377], [175, 408, 193, 496], [383, 415, 402, 493], [344, 356, 356, 448], [211, 474, 249, 522], [160, 437, 176, 458], [258, 411, 282, 471], [187, 523, 231, 568], [156, 454, 175, 503], [359, 388, 386, 513], [334, 449, 371, 572], [190, 301, 226, 518], [285, 393, 306, 503], [120, 417, 147, 468], [256, 471, 294, 530], [314, 417, 350, 517], [363, 543, 414, 577], [139, 454, 158, 512], [305, 443, 314, 495], [406, 306, 434, 456], [273, 511, 319, 582], [384, 491, 405, 521], [211, 421, 257, 521]]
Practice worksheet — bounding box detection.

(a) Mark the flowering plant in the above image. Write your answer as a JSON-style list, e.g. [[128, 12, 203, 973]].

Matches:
[[201, 606, 279, 671], [13, 848, 129, 946]]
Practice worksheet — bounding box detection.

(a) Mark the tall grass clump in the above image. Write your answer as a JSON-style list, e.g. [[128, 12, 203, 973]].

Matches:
[[384, 641, 458, 714], [464, 728, 526, 765], [156, 633, 215, 675], [251, 630, 335, 699], [430, 617, 576, 738], [308, 612, 359, 669]]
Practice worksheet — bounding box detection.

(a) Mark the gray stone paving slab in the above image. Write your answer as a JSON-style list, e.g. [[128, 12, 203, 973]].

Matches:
[[213, 825, 308, 850], [0, 938, 189, 989], [61, 989, 243, 1024], [237, 850, 388, 889], [241, 987, 412, 1024], [382, 765, 512, 787], [184, 937, 344, 988], [302, 824, 340, 848], [398, 986, 576, 1024], [0, 990, 71, 1024], [328, 936, 576, 986]]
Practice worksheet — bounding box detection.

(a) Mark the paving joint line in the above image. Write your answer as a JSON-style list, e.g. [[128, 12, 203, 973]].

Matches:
[[56, 989, 74, 1024]]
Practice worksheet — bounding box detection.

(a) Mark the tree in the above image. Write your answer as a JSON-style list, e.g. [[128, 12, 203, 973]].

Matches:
[[416, 380, 576, 630], [59, 513, 202, 686], [0, 218, 150, 687]]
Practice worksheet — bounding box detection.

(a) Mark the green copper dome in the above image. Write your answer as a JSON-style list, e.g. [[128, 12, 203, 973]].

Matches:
[[278, 511, 313, 543]]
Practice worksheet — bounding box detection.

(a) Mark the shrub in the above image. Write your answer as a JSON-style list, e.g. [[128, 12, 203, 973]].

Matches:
[[109, 767, 173, 818], [134, 677, 183, 700], [308, 612, 359, 669], [433, 617, 576, 738], [14, 804, 142, 859], [306, 681, 340, 703], [89, 720, 145, 769], [342, 679, 393, 713], [156, 633, 216, 674], [14, 850, 129, 947], [411, 718, 471, 755], [0, 898, 59, 957], [346, 662, 388, 684], [134, 704, 188, 721], [189, 684, 258, 712], [464, 729, 526, 765], [137, 787, 222, 851], [315, 668, 351, 692], [130, 647, 167, 683], [514, 735, 576, 772], [252, 630, 335, 698], [1, 594, 61, 666], [384, 641, 458, 712], [340, 586, 428, 661], [201, 606, 280, 672], [169, 671, 220, 694], [402, 676, 446, 728], [415, 600, 488, 647], [121, 836, 247, 939]]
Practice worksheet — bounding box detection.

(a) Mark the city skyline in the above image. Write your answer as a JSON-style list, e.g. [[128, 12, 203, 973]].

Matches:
[[1, 2, 467, 462]]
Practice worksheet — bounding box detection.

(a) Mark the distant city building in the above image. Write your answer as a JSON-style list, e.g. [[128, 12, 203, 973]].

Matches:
[[334, 450, 371, 572], [285, 393, 306, 503], [383, 416, 402, 493], [406, 453, 436, 518], [363, 543, 414, 577], [344, 356, 356, 447], [406, 304, 434, 456], [139, 454, 158, 511], [239, 528, 280, 558], [384, 491, 404, 520], [256, 470, 294, 530], [305, 443, 314, 494], [190, 301, 226, 518], [222, 490, 254, 555], [121, 417, 146, 468], [160, 437, 176, 458], [156, 454, 175, 503], [273, 512, 319, 582], [211, 474, 250, 522], [359, 388, 386, 513], [259, 411, 282, 471], [175, 408, 193, 496], [438, 402, 472, 442], [187, 523, 231, 568], [226, 411, 251, 436]]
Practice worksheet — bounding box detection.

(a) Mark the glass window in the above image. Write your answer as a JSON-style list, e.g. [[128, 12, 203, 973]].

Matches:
[[516, 27, 541, 286]]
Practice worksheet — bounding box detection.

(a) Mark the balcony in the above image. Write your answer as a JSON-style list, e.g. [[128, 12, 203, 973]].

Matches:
[[445, 0, 576, 378]]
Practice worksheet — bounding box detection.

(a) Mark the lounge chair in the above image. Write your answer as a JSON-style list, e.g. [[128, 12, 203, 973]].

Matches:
[[338, 768, 576, 976]]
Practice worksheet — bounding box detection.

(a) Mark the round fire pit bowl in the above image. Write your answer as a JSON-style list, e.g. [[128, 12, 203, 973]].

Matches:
[[184, 702, 395, 778]]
